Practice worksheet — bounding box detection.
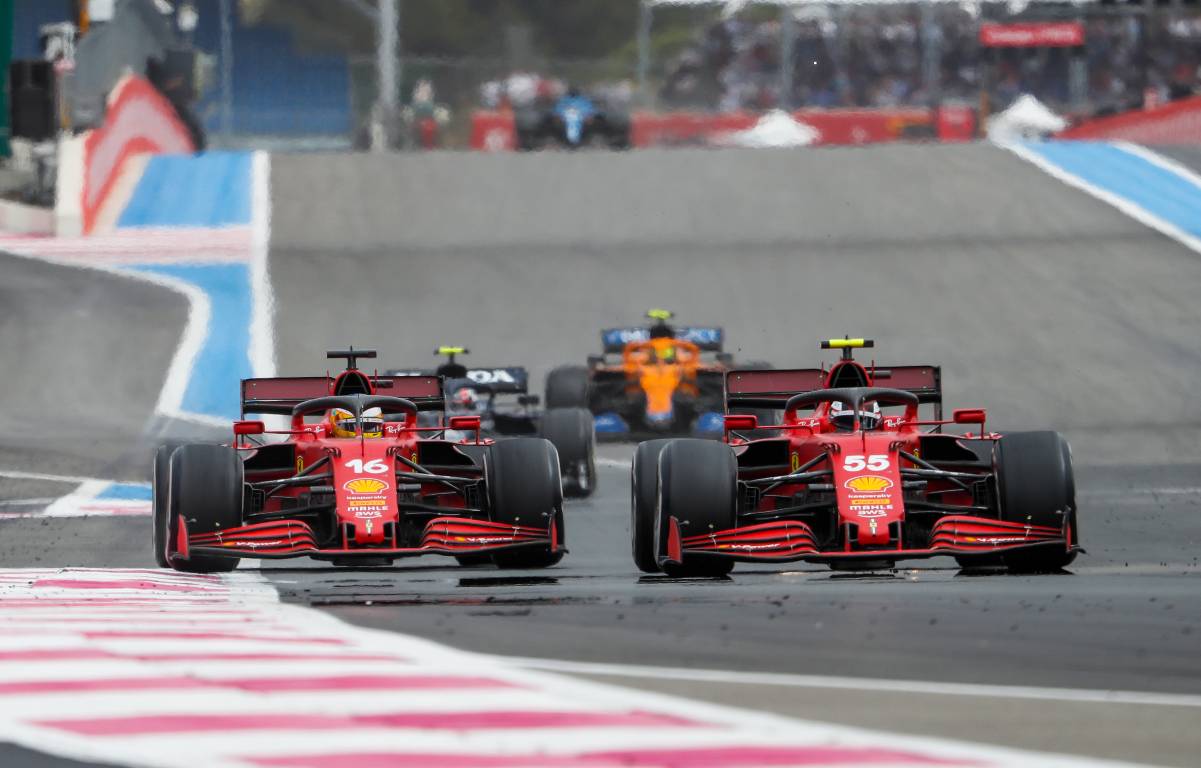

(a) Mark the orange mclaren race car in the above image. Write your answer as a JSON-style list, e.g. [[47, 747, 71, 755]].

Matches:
[[632, 338, 1081, 576], [152, 348, 566, 572], [545, 310, 767, 439]]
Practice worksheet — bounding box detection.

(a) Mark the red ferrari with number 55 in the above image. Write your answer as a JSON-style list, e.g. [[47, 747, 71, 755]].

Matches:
[[152, 348, 566, 572], [631, 338, 1081, 577]]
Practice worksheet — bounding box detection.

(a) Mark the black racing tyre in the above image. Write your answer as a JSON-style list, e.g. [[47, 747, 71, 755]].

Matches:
[[169, 444, 244, 573], [656, 439, 737, 577], [486, 438, 565, 569], [995, 431, 1078, 573], [151, 441, 185, 568], [544, 366, 591, 409], [631, 439, 674, 573], [540, 407, 596, 498]]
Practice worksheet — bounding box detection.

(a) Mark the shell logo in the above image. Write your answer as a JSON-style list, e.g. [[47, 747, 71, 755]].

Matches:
[[844, 475, 893, 493], [344, 478, 388, 494]]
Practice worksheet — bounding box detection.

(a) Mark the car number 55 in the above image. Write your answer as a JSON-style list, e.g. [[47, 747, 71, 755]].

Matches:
[[843, 454, 889, 472]]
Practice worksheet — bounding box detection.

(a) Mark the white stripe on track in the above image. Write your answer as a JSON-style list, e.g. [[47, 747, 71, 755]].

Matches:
[[0, 569, 1145, 768], [998, 140, 1201, 257], [495, 657, 1201, 710]]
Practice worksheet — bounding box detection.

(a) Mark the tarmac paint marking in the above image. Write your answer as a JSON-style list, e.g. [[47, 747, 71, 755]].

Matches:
[[498, 657, 1201, 710], [1000, 140, 1201, 257], [0, 568, 1141, 768]]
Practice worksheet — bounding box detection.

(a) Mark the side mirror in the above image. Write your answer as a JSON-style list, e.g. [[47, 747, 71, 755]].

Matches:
[[952, 408, 986, 425], [586, 355, 605, 367], [448, 415, 481, 432], [518, 394, 540, 407], [723, 414, 758, 431], [233, 420, 265, 436]]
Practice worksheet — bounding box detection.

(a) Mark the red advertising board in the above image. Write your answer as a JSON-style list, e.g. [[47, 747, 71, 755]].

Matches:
[[470, 106, 975, 151], [1058, 96, 1201, 144], [979, 22, 1085, 48]]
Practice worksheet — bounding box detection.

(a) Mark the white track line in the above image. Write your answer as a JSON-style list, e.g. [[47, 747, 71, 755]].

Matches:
[[0, 469, 135, 486], [495, 657, 1201, 710], [0, 246, 227, 429], [998, 140, 1201, 257], [1113, 140, 1201, 189]]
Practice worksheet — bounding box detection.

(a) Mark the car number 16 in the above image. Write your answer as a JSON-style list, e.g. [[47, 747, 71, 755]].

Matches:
[[345, 459, 389, 474]]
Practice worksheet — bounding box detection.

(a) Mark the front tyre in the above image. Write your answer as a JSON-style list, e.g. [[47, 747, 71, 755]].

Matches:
[[486, 438, 565, 569], [168, 444, 244, 573], [995, 431, 1078, 573], [631, 439, 673, 573], [656, 439, 737, 577], [151, 442, 184, 568]]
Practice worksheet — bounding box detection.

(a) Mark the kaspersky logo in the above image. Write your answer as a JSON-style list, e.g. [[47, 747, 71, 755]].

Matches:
[[844, 475, 893, 493]]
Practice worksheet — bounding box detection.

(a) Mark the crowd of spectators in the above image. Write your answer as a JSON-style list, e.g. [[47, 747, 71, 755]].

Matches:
[[660, 8, 1201, 115]]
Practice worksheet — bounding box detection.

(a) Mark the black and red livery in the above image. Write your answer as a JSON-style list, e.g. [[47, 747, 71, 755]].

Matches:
[[153, 348, 566, 572], [631, 339, 1081, 576]]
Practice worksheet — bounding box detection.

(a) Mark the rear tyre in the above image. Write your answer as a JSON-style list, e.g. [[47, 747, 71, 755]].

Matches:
[[657, 439, 737, 577], [995, 431, 1078, 573], [545, 366, 591, 409], [541, 407, 596, 497], [631, 439, 673, 573], [151, 441, 184, 568], [486, 438, 565, 569], [168, 444, 243, 573]]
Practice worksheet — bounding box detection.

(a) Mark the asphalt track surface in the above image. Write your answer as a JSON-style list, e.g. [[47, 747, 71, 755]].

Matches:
[[2, 143, 1201, 766]]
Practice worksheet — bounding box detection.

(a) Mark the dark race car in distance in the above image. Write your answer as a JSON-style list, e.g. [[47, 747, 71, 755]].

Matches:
[[632, 338, 1081, 577], [515, 91, 630, 151], [388, 347, 596, 497], [153, 348, 567, 572]]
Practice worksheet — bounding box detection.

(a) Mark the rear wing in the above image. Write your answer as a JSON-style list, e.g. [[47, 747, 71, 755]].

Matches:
[[242, 375, 445, 416], [384, 367, 529, 395], [725, 365, 942, 411], [600, 326, 724, 354]]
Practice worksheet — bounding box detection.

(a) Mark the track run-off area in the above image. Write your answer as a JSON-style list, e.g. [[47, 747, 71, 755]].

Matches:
[[1, 141, 1200, 767]]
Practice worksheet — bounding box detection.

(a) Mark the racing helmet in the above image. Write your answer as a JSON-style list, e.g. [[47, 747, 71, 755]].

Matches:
[[829, 400, 881, 431], [329, 407, 385, 438], [453, 386, 480, 412]]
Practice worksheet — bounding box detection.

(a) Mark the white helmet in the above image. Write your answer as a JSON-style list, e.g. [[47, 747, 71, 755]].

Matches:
[[829, 400, 881, 431]]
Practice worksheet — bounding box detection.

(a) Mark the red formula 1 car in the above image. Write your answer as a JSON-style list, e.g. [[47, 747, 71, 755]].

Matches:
[[631, 338, 1081, 576], [153, 348, 566, 573]]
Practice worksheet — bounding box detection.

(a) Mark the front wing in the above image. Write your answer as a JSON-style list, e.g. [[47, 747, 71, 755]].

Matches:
[[663, 515, 1077, 565], [178, 516, 561, 561]]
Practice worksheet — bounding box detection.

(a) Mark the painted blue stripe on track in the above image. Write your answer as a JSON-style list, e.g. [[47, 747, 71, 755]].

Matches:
[[115, 152, 256, 421], [129, 263, 252, 420], [94, 483, 152, 501], [1019, 141, 1201, 240], [119, 152, 252, 229]]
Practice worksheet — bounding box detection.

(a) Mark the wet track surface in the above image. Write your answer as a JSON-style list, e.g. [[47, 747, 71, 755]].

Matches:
[[3, 144, 1201, 766]]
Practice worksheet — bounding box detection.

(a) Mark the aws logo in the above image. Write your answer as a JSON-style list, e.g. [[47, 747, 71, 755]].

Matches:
[[844, 475, 893, 493]]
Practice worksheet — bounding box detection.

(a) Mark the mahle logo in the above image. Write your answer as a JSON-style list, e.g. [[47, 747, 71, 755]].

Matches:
[[844, 475, 893, 493]]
